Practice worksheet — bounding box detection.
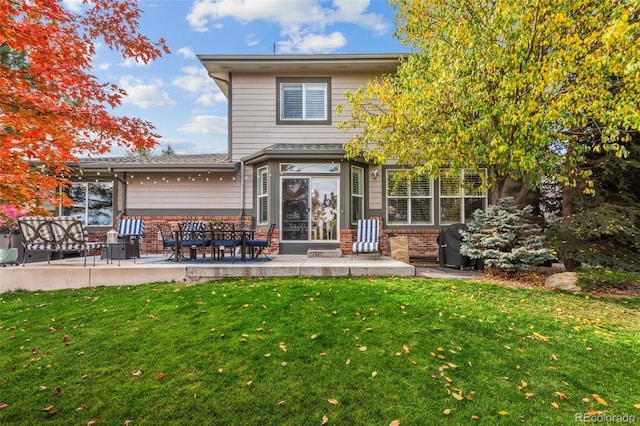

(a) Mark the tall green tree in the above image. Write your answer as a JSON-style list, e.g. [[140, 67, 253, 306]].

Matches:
[[338, 0, 640, 205]]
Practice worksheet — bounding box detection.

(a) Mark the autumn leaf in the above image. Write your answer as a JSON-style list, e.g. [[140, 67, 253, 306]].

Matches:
[[0, 403, 9, 410], [390, 421, 400, 426], [497, 410, 508, 415], [443, 409, 451, 415], [132, 370, 142, 377], [555, 392, 568, 400], [633, 403, 640, 409], [551, 402, 559, 409], [531, 332, 549, 342], [311, 334, 318, 340], [357, 345, 367, 352], [371, 371, 378, 378], [155, 372, 164, 380], [593, 394, 608, 406], [524, 392, 536, 399], [403, 344, 410, 354], [328, 398, 338, 405], [452, 392, 464, 401], [322, 415, 329, 425]]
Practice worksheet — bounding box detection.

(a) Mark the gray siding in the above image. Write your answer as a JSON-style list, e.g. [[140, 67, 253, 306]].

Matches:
[[125, 172, 244, 210], [230, 73, 371, 161]]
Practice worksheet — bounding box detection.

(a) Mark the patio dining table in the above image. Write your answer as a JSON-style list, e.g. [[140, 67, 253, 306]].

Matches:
[[173, 226, 255, 262]]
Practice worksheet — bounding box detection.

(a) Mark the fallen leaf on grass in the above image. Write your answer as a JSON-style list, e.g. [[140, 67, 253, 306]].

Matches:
[[593, 394, 608, 406], [532, 332, 549, 342], [357, 345, 367, 352], [403, 344, 410, 355], [371, 371, 377, 378], [633, 403, 640, 409], [311, 334, 318, 340], [443, 409, 451, 415], [452, 392, 464, 401], [0, 403, 8, 410], [550, 402, 559, 409], [524, 392, 536, 399], [328, 398, 338, 405], [322, 415, 329, 425], [390, 421, 400, 426], [132, 370, 142, 377], [498, 410, 508, 415], [555, 392, 568, 400], [155, 372, 164, 380]]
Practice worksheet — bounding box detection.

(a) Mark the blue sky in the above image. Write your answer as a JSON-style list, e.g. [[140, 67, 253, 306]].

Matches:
[[62, 0, 409, 157]]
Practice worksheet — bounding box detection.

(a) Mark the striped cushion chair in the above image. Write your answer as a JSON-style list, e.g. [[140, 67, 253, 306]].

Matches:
[[352, 219, 381, 260], [18, 217, 57, 266], [118, 219, 144, 257], [50, 217, 104, 267]]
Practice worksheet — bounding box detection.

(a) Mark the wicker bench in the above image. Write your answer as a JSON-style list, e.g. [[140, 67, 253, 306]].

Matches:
[[17, 217, 105, 267]]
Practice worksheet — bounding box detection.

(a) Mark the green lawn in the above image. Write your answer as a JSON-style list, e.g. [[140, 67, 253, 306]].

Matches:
[[1, 277, 638, 425]]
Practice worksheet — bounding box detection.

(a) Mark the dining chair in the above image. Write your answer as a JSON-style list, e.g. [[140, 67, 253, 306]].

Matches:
[[211, 222, 242, 262], [178, 221, 211, 261], [247, 223, 276, 260], [157, 223, 177, 260]]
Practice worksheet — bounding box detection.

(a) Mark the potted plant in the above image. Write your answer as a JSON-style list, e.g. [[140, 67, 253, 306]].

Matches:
[[0, 204, 23, 265]]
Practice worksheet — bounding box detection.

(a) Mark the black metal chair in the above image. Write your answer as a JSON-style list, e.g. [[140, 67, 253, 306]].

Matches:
[[211, 222, 242, 262], [178, 221, 211, 262], [247, 223, 276, 261], [157, 223, 177, 260]]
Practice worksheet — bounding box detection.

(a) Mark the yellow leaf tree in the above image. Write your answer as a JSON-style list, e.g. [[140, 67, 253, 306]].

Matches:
[[339, 0, 640, 206]]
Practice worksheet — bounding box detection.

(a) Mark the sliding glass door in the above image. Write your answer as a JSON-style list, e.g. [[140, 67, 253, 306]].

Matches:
[[281, 177, 338, 241]]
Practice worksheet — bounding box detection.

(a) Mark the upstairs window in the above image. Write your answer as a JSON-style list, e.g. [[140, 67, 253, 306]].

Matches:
[[277, 77, 331, 125]]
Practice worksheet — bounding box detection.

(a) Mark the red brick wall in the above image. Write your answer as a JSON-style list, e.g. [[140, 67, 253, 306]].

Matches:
[[117, 216, 440, 260]]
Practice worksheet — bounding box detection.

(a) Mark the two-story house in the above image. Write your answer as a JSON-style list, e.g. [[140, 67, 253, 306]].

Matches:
[[69, 54, 488, 259]]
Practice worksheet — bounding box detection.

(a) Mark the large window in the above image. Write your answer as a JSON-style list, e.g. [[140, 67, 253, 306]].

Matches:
[[257, 166, 269, 225], [61, 182, 113, 226], [439, 169, 487, 224], [351, 166, 364, 224], [276, 77, 331, 125], [386, 170, 433, 225]]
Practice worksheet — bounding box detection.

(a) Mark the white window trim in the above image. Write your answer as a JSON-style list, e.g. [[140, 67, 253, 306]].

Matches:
[[439, 168, 487, 225], [385, 169, 434, 225], [351, 166, 364, 225], [257, 166, 269, 225]]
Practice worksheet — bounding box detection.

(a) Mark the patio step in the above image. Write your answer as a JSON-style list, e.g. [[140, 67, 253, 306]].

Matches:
[[307, 249, 343, 258]]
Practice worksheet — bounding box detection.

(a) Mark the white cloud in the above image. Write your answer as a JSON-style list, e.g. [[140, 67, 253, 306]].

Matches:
[[172, 66, 217, 93], [61, 0, 84, 12], [186, 0, 388, 52], [178, 115, 228, 134], [177, 47, 196, 59], [278, 31, 346, 54], [197, 92, 227, 106], [119, 57, 149, 68], [119, 76, 176, 109], [246, 34, 260, 47]]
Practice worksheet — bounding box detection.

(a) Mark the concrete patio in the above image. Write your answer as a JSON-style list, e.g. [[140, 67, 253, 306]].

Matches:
[[0, 253, 423, 293]]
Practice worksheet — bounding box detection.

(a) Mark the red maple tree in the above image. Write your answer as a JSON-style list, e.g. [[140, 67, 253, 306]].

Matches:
[[0, 0, 169, 212]]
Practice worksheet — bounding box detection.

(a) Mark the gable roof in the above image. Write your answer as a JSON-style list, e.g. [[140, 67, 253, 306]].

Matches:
[[198, 53, 403, 96], [79, 154, 238, 173]]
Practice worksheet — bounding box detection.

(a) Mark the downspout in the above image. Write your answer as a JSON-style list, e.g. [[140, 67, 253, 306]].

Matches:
[[240, 160, 245, 224]]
